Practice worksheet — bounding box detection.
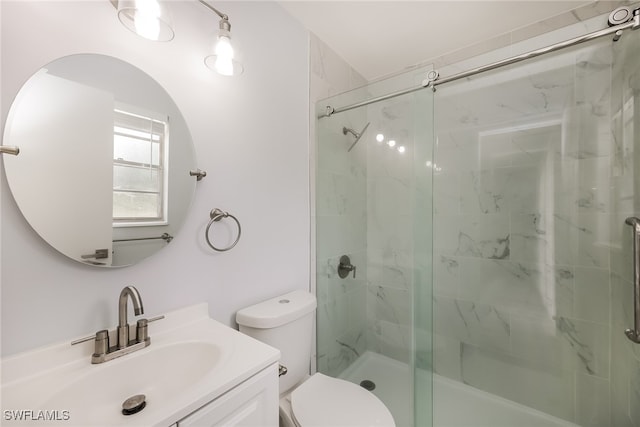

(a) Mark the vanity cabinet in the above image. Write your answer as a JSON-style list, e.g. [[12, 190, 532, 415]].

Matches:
[[174, 364, 279, 427]]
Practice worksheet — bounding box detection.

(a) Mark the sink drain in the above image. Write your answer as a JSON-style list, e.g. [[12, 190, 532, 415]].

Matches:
[[360, 379, 376, 391], [122, 394, 146, 416]]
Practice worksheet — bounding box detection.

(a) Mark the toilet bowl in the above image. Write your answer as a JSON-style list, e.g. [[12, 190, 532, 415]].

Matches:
[[236, 290, 396, 427], [280, 372, 395, 427]]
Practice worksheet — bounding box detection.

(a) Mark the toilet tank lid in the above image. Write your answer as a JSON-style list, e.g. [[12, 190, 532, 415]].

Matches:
[[236, 290, 317, 329]]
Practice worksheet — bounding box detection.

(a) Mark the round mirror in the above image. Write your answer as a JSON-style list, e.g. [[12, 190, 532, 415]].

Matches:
[[2, 54, 197, 267]]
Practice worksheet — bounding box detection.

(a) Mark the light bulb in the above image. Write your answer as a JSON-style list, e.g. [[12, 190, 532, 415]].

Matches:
[[388, 140, 396, 148], [376, 133, 384, 142], [214, 35, 235, 76], [134, 0, 161, 40], [216, 35, 234, 59], [398, 146, 406, 153]]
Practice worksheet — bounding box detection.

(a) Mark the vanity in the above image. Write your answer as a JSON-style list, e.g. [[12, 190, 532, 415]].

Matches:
[[1, 303, 280, 426]]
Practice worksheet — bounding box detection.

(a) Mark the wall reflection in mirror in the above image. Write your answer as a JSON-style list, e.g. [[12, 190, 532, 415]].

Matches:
[[2, 54, 197, 267]]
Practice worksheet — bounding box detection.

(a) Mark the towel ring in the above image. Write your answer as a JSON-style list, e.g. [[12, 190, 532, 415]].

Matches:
[[205, 208, 241, 252]]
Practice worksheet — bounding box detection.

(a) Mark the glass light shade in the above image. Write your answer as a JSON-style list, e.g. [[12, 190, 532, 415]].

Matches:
[[205, 35, 244, 76], [117, 0, 174, 42]]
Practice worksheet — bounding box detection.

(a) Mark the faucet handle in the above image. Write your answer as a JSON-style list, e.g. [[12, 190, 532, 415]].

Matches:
[[136, 319, 149, 344], [71, 329, 110, 357], [136, 315, 165, 344], [93, 330, 109, 356]]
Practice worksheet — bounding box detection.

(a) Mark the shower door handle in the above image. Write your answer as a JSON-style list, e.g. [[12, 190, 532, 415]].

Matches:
[[625, 217, 640, 344]]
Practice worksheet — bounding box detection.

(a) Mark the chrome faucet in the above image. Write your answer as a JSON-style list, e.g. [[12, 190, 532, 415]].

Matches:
[[71, 285, 163, 364], [117, 286, 144, 349]]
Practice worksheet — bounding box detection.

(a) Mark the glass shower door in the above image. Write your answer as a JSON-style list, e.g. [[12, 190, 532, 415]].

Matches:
[[431, 35, 628, 426], [609, 27, 640, 427], [315, 85, 434, 427]]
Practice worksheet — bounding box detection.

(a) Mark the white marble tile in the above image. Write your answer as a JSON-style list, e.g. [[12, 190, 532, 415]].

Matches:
[[549, 265, 575, 319], [460, 169, 509, 214], [552, 158, 579, 215], [367, 216, 413, 290], [320, 327, 367, 378], [315, 213, 366, 259], [574, 46, 613, 160], [434, 295, 511, 353], [433, 333, 462, 381], [576, 213, 611, 269], [555, 316, 610, 378], [315, 169, 366, 217], [435, 213, 510, 260], [367, 285, 411, 327], [575, 157, 611, 213], [368, 176, 412, 218], [575, 373, 611, 427], [433, 170, 460, 215], [378, 320, 412, 364], [509, 125, 561, 167], [573, 266, 610, 325], [510, 213, 547, 264], [510, 313, 575, 374], [433, 254, 460, 298], [459, 259, 549, 315], [460, 343, 576, 422]]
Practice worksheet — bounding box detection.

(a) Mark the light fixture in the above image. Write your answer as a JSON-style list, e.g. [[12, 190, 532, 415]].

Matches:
[[200, 1, 244, 76], [376, 133, 385, 143], [114, 0, 243, 76], [397, 146, 406, 153], [387, 140, 396, 148], [117, 0, 174, 42]]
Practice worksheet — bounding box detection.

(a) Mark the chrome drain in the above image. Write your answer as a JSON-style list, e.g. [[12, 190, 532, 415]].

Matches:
[[360, 379, 376, 391], [122, 394, 146, 416]]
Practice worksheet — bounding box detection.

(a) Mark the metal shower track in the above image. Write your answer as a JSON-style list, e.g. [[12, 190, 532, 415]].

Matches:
[[318, 7, 640, 119]]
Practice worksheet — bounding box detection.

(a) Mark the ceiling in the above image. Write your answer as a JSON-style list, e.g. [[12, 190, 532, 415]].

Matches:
[[279, 1, 594, 81]]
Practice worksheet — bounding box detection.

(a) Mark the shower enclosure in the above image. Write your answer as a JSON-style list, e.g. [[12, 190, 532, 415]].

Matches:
[[315, 6, 640, 427]]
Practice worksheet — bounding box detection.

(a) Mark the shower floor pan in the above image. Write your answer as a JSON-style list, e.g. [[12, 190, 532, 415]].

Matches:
[[339, 351, 578, 427]]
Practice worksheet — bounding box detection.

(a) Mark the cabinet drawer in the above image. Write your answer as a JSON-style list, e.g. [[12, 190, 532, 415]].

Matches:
[[177, 364, 278, 427]]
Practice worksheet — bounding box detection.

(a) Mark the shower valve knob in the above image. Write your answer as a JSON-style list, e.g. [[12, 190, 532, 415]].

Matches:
[[338, 255, 356, 279]]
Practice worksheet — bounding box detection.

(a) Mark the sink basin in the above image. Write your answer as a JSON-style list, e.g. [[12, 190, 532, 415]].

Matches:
[[41, 342, 220, 424], [1, 303, 280, 426]]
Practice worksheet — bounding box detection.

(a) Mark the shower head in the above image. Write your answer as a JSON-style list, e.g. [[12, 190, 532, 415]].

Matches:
[[343, 122, 370, 152]]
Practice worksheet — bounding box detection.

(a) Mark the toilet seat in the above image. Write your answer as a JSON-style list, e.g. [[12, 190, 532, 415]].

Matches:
[[290, 373, 396, 427]]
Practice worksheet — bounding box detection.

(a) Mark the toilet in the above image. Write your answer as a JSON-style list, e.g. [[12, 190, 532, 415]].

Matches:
[[236, 290, 396, 427]]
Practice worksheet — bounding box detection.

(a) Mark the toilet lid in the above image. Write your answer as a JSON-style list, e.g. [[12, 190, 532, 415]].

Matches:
[[290, 373, 395, 427]]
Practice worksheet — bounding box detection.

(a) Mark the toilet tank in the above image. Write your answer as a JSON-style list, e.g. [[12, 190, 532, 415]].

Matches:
[[236, 290, 316, 394]]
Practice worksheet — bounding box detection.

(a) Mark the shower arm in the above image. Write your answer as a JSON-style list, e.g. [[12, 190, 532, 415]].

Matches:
[[345, 122, 370, 152]]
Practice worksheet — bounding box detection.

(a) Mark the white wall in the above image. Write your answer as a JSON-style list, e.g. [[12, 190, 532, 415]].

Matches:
[[0, 0, 309, 356]]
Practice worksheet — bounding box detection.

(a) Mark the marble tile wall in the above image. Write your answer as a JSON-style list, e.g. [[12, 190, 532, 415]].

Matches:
[[432, 37, 620, 425]]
